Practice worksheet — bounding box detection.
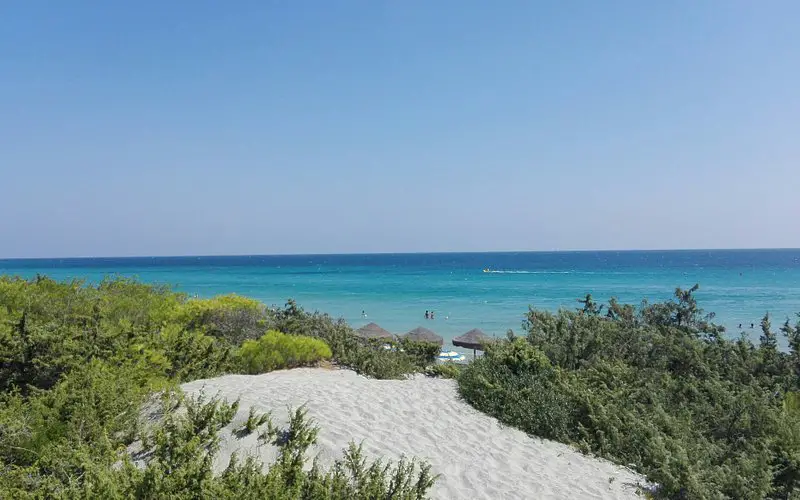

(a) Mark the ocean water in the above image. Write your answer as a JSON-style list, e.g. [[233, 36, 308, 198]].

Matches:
[[1, 250, 799, 347]]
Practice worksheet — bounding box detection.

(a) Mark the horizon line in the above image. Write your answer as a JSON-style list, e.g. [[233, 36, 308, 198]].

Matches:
[[1, 247, 799, 262]]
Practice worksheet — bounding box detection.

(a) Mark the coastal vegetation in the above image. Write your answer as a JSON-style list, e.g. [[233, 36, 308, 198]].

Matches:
[[238, 330, 333, 374], [424, 362, 462, 379], [458, 287, 800, 499], [6, 274, 800, 498], [0, 275, 435, 498], [270, 299, 439, 379]]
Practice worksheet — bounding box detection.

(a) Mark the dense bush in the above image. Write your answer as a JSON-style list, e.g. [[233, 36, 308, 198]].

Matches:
[[0, 275, 237, 394], [2, 392, 436, 499], [459, 338, 573, 440], [175, 294, 270, 346], [0, 276, 436, 498], [338, 342, 421, 379], [0, 360, 147, 482], [270, 300, 437, 379], [237, 330, 333, 374], [398, 339, 440, 368], [424, 362, 462, 379], [457, 287, 800, 499]]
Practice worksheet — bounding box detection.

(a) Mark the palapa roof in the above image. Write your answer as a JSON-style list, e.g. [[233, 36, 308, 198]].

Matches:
[[403, 326, 444, 346], [452, 328, 491, 350], [355, 322, 394, 340]]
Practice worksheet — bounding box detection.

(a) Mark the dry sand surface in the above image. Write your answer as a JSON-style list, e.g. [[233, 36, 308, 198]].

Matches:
[[180, 368, 647, 500]]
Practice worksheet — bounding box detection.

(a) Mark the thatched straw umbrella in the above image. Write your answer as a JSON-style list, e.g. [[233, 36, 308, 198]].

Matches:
[[403, 326, 444, 346], [355, 322, 394, 341], [452, 328, 491, 359]]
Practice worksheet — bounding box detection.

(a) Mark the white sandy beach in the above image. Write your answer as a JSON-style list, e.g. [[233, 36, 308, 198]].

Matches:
[[180, 368, 647, 500]]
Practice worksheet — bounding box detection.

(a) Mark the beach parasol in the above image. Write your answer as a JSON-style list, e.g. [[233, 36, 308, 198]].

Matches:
[[403, 326, 444, 346], [355, 322, 394, 341], [452, 328, 491, 359]]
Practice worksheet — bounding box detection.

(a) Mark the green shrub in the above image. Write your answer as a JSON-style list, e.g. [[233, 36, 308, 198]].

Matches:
[[269, 301, 427, 379], [237, 406, 271, 436], [175, 294, 270, 345], [329, 337, 440, 380], [341, 344, 420, 380], [398, 339, 440, 369], [97, 276, 186, 330], [425, 362, 462, 379], [0, 359, 150, 493], [155, 323, 235, 381], [0, 277, 436, 498], [458, 288, 800, 499], [237, 330, 332, 374], [48, 396, 436, 500], [459, 338, 573, 441]]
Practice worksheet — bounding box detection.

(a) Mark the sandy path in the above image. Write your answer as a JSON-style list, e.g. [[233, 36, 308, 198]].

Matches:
[[181, 368, 646, 500]]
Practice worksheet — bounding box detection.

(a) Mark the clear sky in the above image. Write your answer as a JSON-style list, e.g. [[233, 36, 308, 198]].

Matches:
[[1, 1, 798, 258]]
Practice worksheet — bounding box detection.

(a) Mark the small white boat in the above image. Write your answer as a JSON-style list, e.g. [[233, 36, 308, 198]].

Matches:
[[438, 351, 466, 362]]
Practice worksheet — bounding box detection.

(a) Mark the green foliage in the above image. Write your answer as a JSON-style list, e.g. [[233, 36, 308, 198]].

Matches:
[[0, 360, 152, 495], [786, 392, 800, 416], [269, 300, 435, 379], [174, 294, 269, 346], [0, 276, 232, 394], [459, 338, 573, 440], [237, 330, 332, 374], [156, 323, 234, 381], [398, 339, 440, 368], [425, 362, 462, 379], [237, 406, 272, 436], [0, 276, 436, 498], [459, 285, 800, 499], [341, 344, 421, 380], [52, 396, 436, 499]]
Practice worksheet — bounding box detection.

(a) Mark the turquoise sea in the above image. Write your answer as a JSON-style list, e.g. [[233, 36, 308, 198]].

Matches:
[[2, 250, 799, 347]]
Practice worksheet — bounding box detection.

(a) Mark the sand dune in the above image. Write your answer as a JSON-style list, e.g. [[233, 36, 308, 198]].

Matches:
[[181, 368, 647, 500]]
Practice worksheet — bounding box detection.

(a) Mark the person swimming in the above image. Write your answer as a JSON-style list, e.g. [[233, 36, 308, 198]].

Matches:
[[361, 310, 367, 318], [425, 310, 429, 320], [430, 311, 435, 320]]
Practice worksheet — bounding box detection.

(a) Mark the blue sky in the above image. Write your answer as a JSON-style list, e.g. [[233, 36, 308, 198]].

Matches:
[[1, 1, 798, 258]]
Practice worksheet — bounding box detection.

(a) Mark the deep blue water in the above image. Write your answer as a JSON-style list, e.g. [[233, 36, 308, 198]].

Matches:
[[2, 250, 799, 348]]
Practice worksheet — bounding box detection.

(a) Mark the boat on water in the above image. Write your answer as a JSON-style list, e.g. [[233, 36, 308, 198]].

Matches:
[[438, 351, 466, 362]]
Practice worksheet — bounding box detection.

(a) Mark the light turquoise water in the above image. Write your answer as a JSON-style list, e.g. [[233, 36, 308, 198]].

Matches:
[[2, 250, 799, 347]]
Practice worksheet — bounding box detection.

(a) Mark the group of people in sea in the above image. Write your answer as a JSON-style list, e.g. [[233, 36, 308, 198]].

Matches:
[[361, 310, 446, 321]]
